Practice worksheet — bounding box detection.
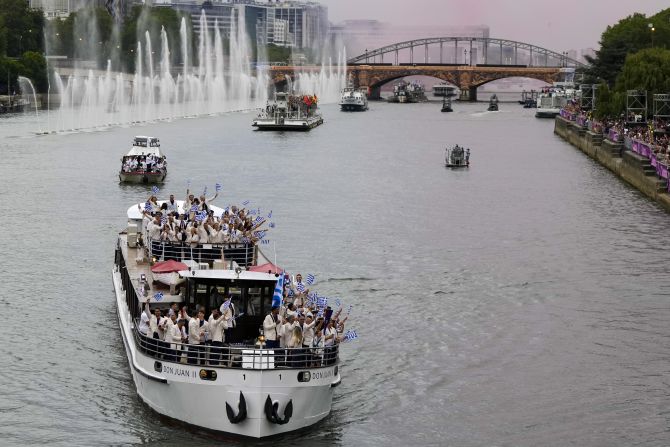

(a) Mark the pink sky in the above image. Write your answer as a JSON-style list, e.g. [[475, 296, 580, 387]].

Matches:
[[319, 0, 668, 51]]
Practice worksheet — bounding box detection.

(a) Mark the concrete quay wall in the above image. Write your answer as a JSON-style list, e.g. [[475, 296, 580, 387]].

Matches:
[[554, 116, 670, 212]]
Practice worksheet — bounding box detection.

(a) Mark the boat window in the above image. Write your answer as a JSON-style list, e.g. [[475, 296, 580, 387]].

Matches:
[[246, 287, 262, 316]]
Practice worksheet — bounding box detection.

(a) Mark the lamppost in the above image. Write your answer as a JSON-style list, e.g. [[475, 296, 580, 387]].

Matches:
[[648, 23, 655, 47]]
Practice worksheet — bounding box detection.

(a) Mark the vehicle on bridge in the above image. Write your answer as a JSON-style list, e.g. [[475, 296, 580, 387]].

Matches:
[[339, 87, 369, 112], [487, 94, 499, 112], [387, 81, 427, 104], [253, 92, 323, 131], [445, 145, 470, 168], [119, 136, 167, 184]]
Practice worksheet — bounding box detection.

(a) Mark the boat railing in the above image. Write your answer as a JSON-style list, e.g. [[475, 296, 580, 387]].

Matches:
[[132, 322, 340, 370], [147, 239, 257, 267]]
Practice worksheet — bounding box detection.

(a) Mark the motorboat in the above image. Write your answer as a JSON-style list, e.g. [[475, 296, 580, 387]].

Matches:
[[119, 136, 167, 184], [445, 145, 470, 168], [253, 92, 323, 131], [387, 81, 428, 103], [487, 94, 499, 112], [441, 96, 453, 113], [535, 83, 576, 118], [339, 87, 368, 111]]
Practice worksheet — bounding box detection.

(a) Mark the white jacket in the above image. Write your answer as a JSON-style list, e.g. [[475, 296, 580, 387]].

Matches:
[[263, 313, 280, 341], [167, 324, 182, 350], [188, 318, 205, 344], [208, 314, 228, 343]]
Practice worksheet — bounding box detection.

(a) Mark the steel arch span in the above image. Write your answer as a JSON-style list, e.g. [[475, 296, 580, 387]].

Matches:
[[347, 37, 586, 68]]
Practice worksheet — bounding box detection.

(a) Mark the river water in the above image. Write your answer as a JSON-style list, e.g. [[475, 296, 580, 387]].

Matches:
[[1, 100, 669, 447]]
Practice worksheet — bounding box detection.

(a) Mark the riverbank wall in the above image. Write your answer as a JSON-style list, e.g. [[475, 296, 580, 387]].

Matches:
[[554, 116, 670, 212]]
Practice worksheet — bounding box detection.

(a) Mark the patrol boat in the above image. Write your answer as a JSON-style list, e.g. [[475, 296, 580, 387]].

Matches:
[[445, 145, 470, 168], [119, 136, 167, 184], [339, 87, 369, 111], [112, 200, 341, 438], [253, 92, 323, 131]]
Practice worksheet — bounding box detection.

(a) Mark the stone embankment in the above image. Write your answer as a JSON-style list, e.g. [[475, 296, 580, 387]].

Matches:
[[554, 116, 670, 211]]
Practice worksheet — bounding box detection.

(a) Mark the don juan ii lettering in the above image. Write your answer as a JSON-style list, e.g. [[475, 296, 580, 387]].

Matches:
[[163, 365, 191, 377], [310, 369, 334, 380]]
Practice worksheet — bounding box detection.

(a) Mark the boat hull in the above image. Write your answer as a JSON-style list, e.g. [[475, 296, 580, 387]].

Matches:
[[252, 116, 323, 131], [119, 171, 167, 184], [535, 109, 560, 118], [112, 267, 339, 438], [340, 103, 368, 112]]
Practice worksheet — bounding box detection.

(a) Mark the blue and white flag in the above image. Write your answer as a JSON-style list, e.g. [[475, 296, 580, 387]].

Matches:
[[272, 272, 284, 308], [241, 236, 250, 244], [287, 288, 295, 298], [215, 182, 222, 192], [306, 274, 315, 285], [242, 200, 250, 206], [196, 210, 208, 222], [296, 282, 305, 293], [248, 209, 256, 215], [161, 216, 167, 225], [317, 309, 324, 318], [269, 222, 276, 228], [254, 216, 263, 224], [317, 296, 328, 308], [144, 202, 152, 212], [151, 185, 159, 195], [335, 298, 341, 308], [306, 292, 316, 305], [267, 210, 272, 218], [221, 299, 231, 311], [344, 329, 358, 341], [154, 292, 164, 301]]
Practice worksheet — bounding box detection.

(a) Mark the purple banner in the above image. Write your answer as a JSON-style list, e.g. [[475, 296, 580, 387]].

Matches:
[[607, 129, 620, 142]]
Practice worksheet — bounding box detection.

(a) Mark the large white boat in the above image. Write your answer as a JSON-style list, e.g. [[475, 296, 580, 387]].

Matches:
[[339, 87, 368, 111], [119, 136, 167, 184], [432, 82, 456, 98], [253, 92, 323, 131], [535, 83, 576, 118], [112, 200, 341, 438]]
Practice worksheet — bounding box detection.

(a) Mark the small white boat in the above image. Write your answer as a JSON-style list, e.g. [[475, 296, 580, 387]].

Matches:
[[535, 83, 576, 118], [253, 92, 323, 131], [339, 87, 368, 111], [119, 136, 167, 184]]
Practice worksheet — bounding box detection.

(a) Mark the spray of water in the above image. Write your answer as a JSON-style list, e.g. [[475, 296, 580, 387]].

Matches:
[[44, 10, 345, 132]]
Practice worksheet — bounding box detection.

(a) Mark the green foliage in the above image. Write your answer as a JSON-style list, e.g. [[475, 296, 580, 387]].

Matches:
[[586, 9, 670, 85], [120, 6, 186, 72], [0, 52, 46, 94], [265, 44, 291, 63], [0, 0, 44, 57]]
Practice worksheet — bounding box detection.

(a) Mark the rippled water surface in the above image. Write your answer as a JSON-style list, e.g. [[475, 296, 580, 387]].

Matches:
[[1, 101, 670, 446]]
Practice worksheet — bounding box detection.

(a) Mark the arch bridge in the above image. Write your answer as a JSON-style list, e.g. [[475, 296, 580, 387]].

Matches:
[[270, 37, 586, 101]]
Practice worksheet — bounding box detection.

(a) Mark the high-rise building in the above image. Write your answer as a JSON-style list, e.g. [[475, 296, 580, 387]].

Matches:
[[29, 0, 72, 19], [162, 1, 328, 50]]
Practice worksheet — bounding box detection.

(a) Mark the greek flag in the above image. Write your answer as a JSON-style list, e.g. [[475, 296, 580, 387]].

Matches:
[[269, 222, 276, 228], [287, 288, 295, 298], [344, 329, 358, 341], [161, 216, 167, 225], [242, 200, 250, 206], [306, 274, 315, 285], [196, 210, 207, 222], [241, 236, 250, 244], [317, 296, 328, 308], [215, 182, 222, 192], [144, 202, 152, 212], [222, 299, 231, 310], [190, 204, 199, 213], [272, 272, 284, 308], [335, 298, 341, 308], [306, 292, 316, 305], [248, 209, 256, 215], [296, 282, 305, 293], [151, 185, 159, 194], [317, 309, 324, 318], [254, 216, 263, 224], [154, 292, 164, 301]]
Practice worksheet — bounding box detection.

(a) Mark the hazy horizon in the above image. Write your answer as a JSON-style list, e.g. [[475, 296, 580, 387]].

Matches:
[[318, 0, 668, 52]]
